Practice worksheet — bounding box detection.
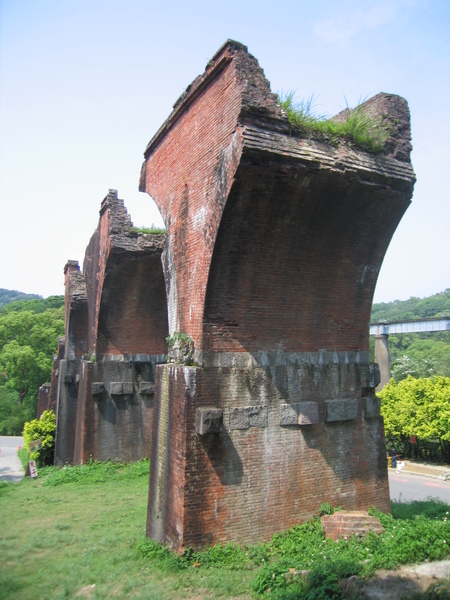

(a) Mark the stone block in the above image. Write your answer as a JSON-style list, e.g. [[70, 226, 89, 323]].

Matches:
[[123, 382, 134, 395], [363, 396, 381, 418], [229, 406, 268, 430], [110, 382, 124, 395], [361, 364, 381, 389], [325, 399, 358, 422], [139, 381, 155, 395], [280, 403, 298, 426], [280, 402, 319, 426], [249, 406, 268, 428], [322, 511, 384, 541], [196, 408, 223, 435], [91, 382, 104, 396], [298, 402, 320, 425]]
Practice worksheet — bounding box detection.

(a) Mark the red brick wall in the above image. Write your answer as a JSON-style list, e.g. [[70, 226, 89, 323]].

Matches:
[[203, 153, 410, 353], [141, 43, 279, 346], [83, 201, 112, 354], [97, 255, 168, 356], [149, 364, 390, 550], [144, 41, 414, 550], [147, 365, 189, 547], [37, 384, 50, 419], [64, 262, 88, 359]]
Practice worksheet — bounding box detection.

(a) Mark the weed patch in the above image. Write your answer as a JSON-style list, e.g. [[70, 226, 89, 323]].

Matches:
[[39, 457, 150, 486], [129, 224, 166, 235], [278, 91, 390, 153]]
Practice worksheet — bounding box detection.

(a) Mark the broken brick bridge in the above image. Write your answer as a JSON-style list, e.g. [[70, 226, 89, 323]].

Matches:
[[47, 40, 415, 551]]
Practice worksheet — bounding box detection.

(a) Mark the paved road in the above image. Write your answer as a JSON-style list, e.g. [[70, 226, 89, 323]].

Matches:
[[0, 435, 25, 482], [389, 470, 450, 504]]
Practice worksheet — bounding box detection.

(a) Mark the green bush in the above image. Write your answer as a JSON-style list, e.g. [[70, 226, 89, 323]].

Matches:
[[22, 409, 56, 466]]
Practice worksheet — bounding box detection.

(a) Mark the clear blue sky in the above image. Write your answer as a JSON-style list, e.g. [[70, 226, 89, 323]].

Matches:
[[0, 0, 449, 303]]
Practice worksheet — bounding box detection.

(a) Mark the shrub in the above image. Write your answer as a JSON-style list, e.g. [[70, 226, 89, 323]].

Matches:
[[22, 409, 56, 466]]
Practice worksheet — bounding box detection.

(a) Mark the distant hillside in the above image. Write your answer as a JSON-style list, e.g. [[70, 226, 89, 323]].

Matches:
[[0, 288, 42, 309], [371, 289, 450, 322], [370, 289, 450, 380], [0, 295, 64, 315]]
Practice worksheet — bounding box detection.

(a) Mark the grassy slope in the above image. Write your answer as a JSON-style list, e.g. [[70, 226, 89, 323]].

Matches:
[[1, 460, 449, 599], [0, 462, 253, 600]]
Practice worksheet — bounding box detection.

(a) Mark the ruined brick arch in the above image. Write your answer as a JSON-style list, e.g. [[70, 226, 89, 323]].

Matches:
[[96, 254, 168, 357], [141, 41, 415, 551], [203, 150, 411, 354], [79, 192, 169, 358], [53, 190, 169, 466], [64, 261, 88, 360]]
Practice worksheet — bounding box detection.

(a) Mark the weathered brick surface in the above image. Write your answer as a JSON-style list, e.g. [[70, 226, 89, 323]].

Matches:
[[149, 361, 390, 550], [144, 41, 414, 550], [37, 337, 64, 418], [54, 358, 79, 465], [321, 511, 384, 541], [54, 191, 168, 465], [37, 384, 50, 419]]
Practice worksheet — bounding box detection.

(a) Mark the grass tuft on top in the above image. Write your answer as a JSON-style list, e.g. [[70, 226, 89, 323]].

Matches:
[[278, 91, 390, 153], [129, 224, 166, 235]]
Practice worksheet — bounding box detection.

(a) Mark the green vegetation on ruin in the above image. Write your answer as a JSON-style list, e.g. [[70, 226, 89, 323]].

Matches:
[[0, 459, 449, 599], [129, 224, 167, 236], [278, 92, 390, 153]]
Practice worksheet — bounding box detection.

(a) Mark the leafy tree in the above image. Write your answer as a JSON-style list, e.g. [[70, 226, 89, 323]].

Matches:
[[379, 376, 450, 458], [391, 355, 437, 381], [0, 340, 52, 403], [0, 293, 64, 429], [0, 387, 35, 435]]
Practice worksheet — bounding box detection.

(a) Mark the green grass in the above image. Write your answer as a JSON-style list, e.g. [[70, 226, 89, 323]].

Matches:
[[129, 225, 167, 236], [278, 91, 390, 153], [1, 460, 449, 599]]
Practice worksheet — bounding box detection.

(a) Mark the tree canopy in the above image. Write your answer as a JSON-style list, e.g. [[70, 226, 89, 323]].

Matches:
[[0, 295, 64, 434], [379, 375, 450, 459], [371, 289, 450, 322]]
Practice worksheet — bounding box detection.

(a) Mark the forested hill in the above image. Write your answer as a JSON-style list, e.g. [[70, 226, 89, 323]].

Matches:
[[371, 289, 450, 322], [0, 292, 65, 435], [0, 288, 42, 309], [0, 295, 64, 315]]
